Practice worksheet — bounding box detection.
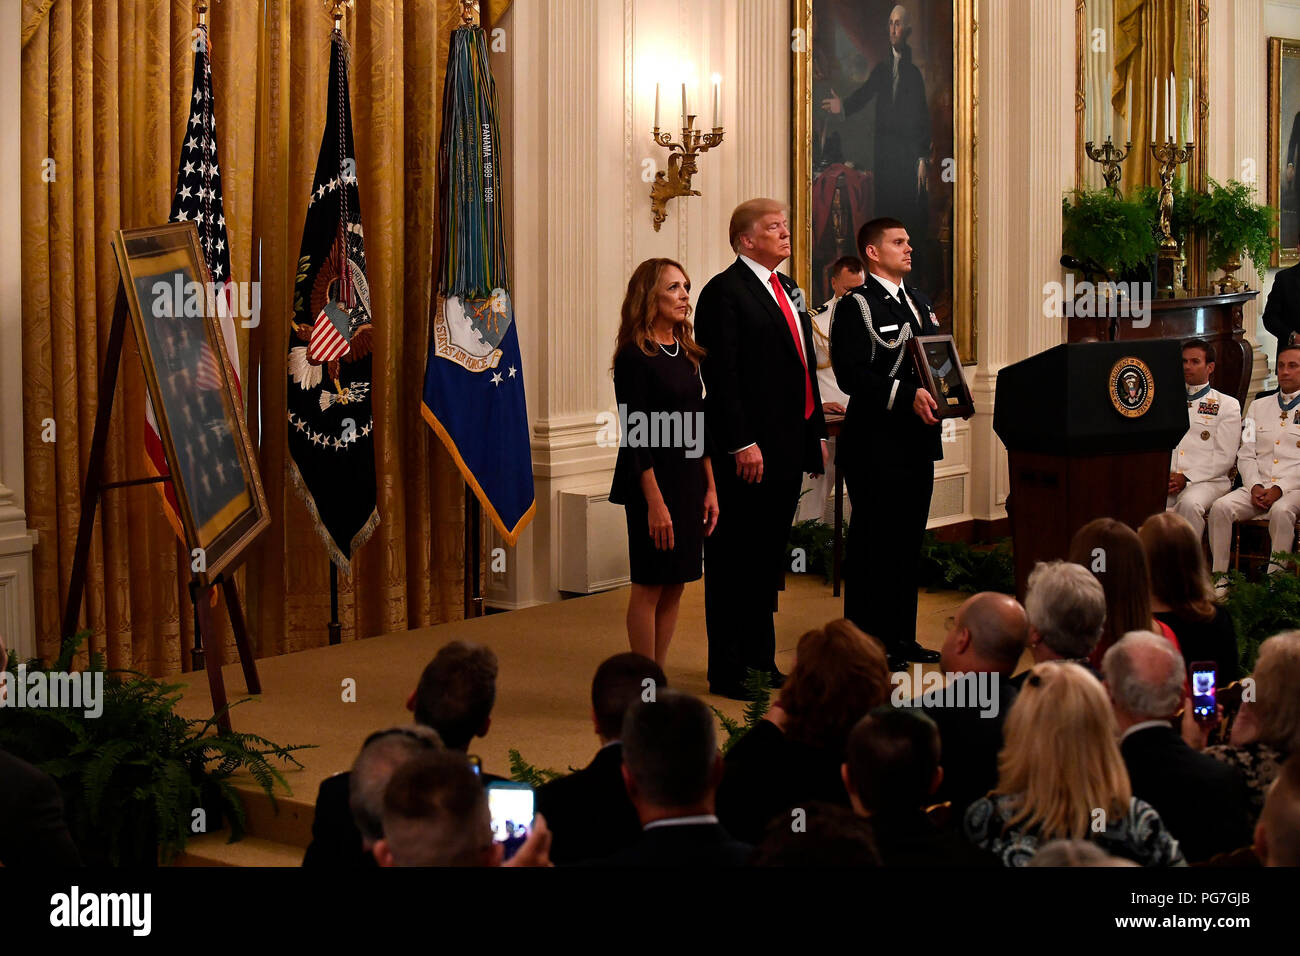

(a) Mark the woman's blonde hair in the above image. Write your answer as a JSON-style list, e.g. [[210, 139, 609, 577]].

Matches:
[[1254, 631, 1300, 752], [612, 258, 705, 369], [993, 661, 1132, 840]]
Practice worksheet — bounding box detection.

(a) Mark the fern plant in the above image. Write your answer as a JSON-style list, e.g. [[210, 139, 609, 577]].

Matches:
[[1192, 178, 1279, 283], [0, 632, 312, 865], [919, 533, 1016, 595], [1216, 553, 1300, 672], [1061, 187, 1159, 277], [507, 748, 566, 787], [709, 668, 773, 754]]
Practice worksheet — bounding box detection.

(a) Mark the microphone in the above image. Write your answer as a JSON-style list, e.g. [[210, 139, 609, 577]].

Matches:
[[1060, 254, 1114, 282]]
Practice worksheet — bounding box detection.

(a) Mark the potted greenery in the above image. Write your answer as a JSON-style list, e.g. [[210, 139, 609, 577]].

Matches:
[[1061, 187, 1159, 282], [1192, 178, 1279, 291], [0, 632, 312, 865], [1135, 181, 1199, 248]]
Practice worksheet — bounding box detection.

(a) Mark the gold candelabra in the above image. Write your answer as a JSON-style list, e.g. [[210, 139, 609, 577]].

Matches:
[[650, 116, 724, 231], [1150, 139, 1194, 296], [1084, 137, 1130, 198]]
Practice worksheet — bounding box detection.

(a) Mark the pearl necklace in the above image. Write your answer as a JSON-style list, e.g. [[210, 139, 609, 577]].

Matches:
[[659, 340, 680, 357]]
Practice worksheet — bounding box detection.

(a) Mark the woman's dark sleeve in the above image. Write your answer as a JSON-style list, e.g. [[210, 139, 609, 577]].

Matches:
[[613, 347, 655, 477]]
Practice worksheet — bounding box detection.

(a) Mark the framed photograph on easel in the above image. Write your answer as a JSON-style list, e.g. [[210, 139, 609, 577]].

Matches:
[[111, 222, 268, 587]]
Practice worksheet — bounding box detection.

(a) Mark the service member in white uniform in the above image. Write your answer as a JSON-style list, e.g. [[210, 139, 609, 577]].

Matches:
[[1167, 339, 1240, 539], [1208, 344, 1300, 577], [795, 255, 864, 523]]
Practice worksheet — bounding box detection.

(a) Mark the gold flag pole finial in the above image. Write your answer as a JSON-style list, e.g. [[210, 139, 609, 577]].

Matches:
[[460, 0, 480, 27], [325, 0, 354, 28], [196, 0, 209, 27]]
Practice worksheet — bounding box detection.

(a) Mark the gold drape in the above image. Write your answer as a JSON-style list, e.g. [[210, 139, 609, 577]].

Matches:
[[21, 0, 505, 673], [1113, 0, 1188, 192]]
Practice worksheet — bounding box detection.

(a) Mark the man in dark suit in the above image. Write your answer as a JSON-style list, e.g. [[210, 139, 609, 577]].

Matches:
[[821, 5, 931, 283], [1103, 632, 1253, 863], [536, 653, 667, 865], [695, 199, 829, 700], [831, 216, 944, 669], [842, 708, 997, 867], [1263, 260, 1300, 362], [581, 690, 751, 866], [0, 747, 81, 866]]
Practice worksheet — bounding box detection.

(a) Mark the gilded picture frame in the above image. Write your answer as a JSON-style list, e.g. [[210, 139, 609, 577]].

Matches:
[[792, 0, 977, 364], [112, 222, 269, 588], [1268, 36, 1300, 267]]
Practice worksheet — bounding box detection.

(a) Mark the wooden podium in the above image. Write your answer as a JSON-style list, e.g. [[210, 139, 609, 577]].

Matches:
[[993, 340, 1187, 599]]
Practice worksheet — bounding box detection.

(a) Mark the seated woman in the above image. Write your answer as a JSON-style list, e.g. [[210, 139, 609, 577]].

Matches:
[[964, 661, 1186, 867], [715, 619, 891, 845], [1139, 511, 1241, 686], [1068, 517, 1182, 669], [1182, 630, 1300, 820]]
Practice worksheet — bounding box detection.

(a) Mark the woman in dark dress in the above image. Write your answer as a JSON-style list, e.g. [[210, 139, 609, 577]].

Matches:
[[609, 258, 718, 667], [1139, 511, 1241, 685]]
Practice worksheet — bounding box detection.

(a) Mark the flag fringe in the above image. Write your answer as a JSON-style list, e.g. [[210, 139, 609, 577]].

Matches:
[[286, 456, 380, 575]]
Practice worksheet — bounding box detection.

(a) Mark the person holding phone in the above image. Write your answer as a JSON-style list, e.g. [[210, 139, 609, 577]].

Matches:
[[610, 258, 719, 668]]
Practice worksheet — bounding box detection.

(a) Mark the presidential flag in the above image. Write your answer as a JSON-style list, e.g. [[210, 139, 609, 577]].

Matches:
[[422, 21, 535, 547], [287, 28, 379, 571], [146, 22, 241, 539]]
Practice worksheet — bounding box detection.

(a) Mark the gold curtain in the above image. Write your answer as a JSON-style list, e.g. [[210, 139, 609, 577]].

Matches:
[[1112, 0, 1188, 193], [20, 0, 505, 674]]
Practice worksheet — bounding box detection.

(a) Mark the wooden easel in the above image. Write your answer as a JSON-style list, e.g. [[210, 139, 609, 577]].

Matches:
[[60, 284, 260, 733]]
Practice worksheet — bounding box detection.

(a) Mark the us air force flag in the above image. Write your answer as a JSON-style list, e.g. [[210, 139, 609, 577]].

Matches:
[[421, 22, 535, 546], [287, 28, 379, 571]]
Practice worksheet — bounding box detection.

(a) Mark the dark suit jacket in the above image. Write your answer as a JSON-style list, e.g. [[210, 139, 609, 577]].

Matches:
[[0, 747, 81, 866], [843, 46, 930, 207], [535, 742, 641, 866], [868, 809, 999, 868], [694, 258, 827, 475], [1263, 261, 1300, 358], [1120, 724, 1254, 863], [578, 821, 752, 867], [908, 684, 1016, 818], [831, 275, 943, 472], [302, 771, 374, 868]]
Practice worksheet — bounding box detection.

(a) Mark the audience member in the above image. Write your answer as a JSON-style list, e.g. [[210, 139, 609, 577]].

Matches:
[[716, 619, 891, 843], [536, 653, 667, 864], [1102, 632, 1252, 862], [409, 640, 501, 774], [1184, 631, 1300, 818], [1067, 517, 1182, 668], [749, 802, 881, 866], [912, 592, 1029, 816], [1026, 840, 1137, 867], [1013, 560, 1105, 687], [374, 750, 551, 867], [585, 690, 750, 866], [302, 724, 442, 867], [964, 661, 1186, 866], [0, 633, 81, 867], [1140, 511, 1241, 685], [1254, 757, 1300, 866], [842, 708, 997, 866]]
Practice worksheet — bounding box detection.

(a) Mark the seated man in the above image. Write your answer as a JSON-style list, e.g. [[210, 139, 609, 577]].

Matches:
[[1102, 632, 1253, 863], [408, 640, 503, 778], [1168, 339, 1240, 540], [1011, 560, 1106, 688], [795, 255, 864, 524], [907, 592, 1028, 816], [582, 690, 751, 866], [1210, 344, 1300, 580], [1255, 757, 1300, 866], [536, 653, 667, 864], [841, 708, 996, 867]]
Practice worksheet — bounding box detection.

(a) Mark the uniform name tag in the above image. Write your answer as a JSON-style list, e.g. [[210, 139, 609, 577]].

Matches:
[[879, 324, 899, 333]]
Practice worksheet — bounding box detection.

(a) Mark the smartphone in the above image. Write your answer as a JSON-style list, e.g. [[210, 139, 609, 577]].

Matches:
[[1191, 662, 1216, 723], [466, 755, 481, 776], [486, 780, 534, 861]]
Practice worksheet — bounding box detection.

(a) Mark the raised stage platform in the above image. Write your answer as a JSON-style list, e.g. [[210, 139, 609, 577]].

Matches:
[[171, 575, 974, 865]]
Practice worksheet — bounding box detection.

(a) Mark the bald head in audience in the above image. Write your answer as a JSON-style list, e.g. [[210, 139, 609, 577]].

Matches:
[[1101, 631, 1184, 731], [939, 592, 1029, 676], [1255, 758, 1300, 866]]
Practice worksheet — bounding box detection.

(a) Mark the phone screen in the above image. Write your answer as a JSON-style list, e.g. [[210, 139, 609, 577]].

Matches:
[[1191, 664, 1216, 722], [487, 783, 534, 860]]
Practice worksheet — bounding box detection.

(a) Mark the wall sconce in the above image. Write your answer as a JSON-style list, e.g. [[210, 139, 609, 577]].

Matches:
[[650, 76, 724, 231]]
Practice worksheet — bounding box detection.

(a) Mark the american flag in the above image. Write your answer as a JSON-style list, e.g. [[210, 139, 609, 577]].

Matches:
[[145, 22, 241, 536]]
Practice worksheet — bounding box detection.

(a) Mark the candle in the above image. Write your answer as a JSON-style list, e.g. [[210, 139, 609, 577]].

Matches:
[[1125, 72, 1132, 142], [1168, 73, 1175, 142], [712, 73, 720, 128], [1187, 76, 1194, 143], [681, 83, 687, 129], [1151, 76, 1157, 141], [654, 82, 660, 129], [1105, 84, 1112, 141]]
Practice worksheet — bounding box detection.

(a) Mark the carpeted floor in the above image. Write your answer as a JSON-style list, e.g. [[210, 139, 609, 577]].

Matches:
[[173, 575, 978, 802]]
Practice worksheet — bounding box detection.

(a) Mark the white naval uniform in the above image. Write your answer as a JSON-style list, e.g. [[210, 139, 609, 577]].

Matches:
[[1208, 389, 1300, 573], [795, 296, 852, 524], [1167, 384, 1240, 538]]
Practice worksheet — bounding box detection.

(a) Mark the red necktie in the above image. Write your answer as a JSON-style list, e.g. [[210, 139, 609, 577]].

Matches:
[[769, 272, 814, 419]]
